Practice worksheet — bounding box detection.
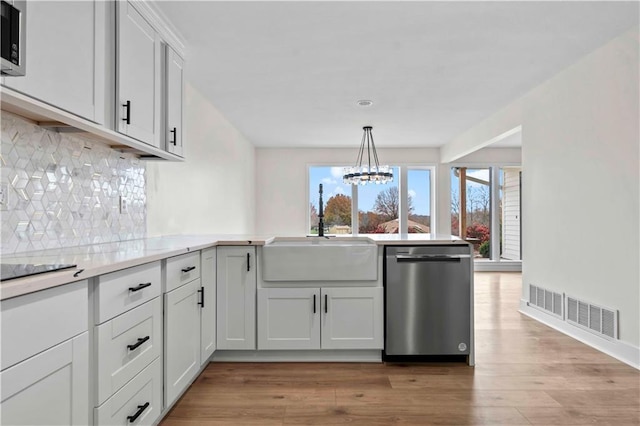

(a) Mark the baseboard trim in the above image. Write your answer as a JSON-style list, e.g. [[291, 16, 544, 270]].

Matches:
[[211, 349, 383, 363], [519, 299, 639, 369], [474, 261, 522, 272]]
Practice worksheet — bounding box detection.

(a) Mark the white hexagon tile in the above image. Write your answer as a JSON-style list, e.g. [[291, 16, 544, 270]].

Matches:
[[0, 112, 146, 254]]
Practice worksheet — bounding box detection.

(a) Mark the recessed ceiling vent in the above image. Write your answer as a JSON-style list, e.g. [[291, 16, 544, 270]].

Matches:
[[529, 284, 563, 318], [566, 295, 617, 340]]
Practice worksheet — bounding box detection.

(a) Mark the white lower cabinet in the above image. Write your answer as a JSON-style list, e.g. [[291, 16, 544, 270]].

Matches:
[[258, 287, 320, 350], [322, 287, 384, 350], [200, 247, 217, 364], [0, 280, 89, 426], [95, 297, 162, 405], [216, 246, 256, 350], [164, 278, 201, 407], [95, 357, 162, 426], [257, 287, 383, 350], [1, 333, 89, 426]]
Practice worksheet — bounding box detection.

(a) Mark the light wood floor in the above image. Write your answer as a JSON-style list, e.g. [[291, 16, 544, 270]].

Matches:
[[161, 272, 640, 425]]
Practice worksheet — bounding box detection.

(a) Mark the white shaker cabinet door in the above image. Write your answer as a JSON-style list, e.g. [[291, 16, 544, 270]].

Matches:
[[3, 0, 106, 123], [321, 287, 383, 350], [117, 0, 161, 147], [200, 247, 217, 364], [165, 46, 184, 156], [164, 279, 201, 407], [258, 287, 321, 350], [216, 246, 256, 350], [0, 333, 89, 426]]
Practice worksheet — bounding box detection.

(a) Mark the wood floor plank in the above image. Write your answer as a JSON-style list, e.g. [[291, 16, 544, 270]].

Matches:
[[517, 407, 640, 425], [159, 273, 639, 426], [335, 388, 562, 407], [283, 406, 532, 425]]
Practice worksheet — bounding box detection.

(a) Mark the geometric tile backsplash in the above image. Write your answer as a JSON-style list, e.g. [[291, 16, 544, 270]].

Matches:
[[1, 111, 146, 254]]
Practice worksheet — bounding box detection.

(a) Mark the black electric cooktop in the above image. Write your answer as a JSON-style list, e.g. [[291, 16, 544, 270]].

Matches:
[[0, 263, 77, 282]]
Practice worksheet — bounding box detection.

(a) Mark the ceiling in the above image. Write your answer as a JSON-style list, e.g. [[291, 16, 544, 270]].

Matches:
[[156, 1, 638, 149]]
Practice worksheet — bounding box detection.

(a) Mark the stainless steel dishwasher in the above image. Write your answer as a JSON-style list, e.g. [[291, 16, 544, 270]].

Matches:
[[384, 244, 474, 365]]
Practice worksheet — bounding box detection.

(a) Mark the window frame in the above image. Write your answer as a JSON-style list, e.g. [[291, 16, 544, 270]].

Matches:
[[307, 164, 437, 235]]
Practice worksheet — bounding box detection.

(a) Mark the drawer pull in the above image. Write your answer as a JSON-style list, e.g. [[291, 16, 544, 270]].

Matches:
[[127, 402, 150, 423], [181, 266, 196, 273], [129, 282, 152, 292], [313, 294, 316, 314], [127, 336, 150, 351], [170, 127, 177, 145]]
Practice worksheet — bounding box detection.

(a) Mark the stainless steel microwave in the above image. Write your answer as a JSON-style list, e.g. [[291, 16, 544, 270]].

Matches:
[[1, 0, 26, 76]]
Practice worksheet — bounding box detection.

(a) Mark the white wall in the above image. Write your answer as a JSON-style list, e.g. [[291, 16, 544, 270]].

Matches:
[[442, 27, 640, 349], [146, 82, 255, 236], [255, 148, 440, 236]]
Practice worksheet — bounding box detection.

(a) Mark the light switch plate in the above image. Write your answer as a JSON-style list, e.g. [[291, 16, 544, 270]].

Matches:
[[119, 196, 128, 214]]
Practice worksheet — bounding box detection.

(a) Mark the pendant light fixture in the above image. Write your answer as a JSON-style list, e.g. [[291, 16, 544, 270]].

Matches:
[[343, 126, 393, 185]]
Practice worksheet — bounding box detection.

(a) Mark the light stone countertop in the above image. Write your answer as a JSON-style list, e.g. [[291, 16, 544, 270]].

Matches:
[[0, 233, 466, 300]]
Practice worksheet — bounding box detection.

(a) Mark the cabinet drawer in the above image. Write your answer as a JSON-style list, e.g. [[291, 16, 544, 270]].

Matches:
[[95, 262, 161, 324], [95, 357, 162, 426], [95, 298, 162, 405], [165, 252, 200, 292], [1, 280, 88, 370]]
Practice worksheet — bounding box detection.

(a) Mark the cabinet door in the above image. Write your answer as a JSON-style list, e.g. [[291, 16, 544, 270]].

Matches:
[[164, 279, 200, 407], [3, 0, 106, 123], [321, 287, 383, 350], [0, 333, 89, 426], [165, 46, 184, 156], [200, 247, 217, 364], [216, 247, 256, 350], [258, 287, 320, 350], [117, 0, 161, 147]]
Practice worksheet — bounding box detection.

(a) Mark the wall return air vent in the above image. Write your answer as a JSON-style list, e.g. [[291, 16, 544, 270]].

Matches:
[[529, 284, 563, 318], [566, 296, 617, 340]]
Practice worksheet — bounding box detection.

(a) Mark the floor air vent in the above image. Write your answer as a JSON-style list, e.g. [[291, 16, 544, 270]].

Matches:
[[566, 296, 617, 340], [529, 284, 563, 318]]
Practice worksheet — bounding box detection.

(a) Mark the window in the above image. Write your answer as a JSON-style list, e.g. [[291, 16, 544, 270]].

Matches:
[[308, 166, 433, 235], [451, 165, 522, 263], [407, 169, 432, 233], [308, 166, 352, 235], [451, 167, 491, 259], [357, 167, 399, 233]]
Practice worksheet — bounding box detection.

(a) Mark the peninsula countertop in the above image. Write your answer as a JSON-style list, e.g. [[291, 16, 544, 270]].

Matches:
[[0, 233, 465, 300]]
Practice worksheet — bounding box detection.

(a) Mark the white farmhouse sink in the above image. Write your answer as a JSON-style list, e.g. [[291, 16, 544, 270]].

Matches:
[[261, 237, 378, 281]]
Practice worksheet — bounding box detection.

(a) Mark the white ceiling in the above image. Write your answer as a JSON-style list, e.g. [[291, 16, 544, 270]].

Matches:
[[156, 1, 638, 149]]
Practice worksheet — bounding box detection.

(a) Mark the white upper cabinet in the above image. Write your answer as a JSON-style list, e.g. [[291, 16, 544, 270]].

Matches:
[[117, 1, 161, 148], [165, 46, 184, 156], [3, 0, 106, 123]]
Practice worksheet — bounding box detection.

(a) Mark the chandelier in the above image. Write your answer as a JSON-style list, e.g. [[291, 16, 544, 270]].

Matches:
[[343, 126, 393, 185]]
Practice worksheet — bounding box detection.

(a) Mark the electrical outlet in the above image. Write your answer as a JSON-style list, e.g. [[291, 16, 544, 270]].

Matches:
[[119, 196, 128, 214], [0, 183, 8, 211]]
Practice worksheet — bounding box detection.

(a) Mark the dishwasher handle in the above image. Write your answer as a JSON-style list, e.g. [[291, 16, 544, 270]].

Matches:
[[395, 254, 471, 263]]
